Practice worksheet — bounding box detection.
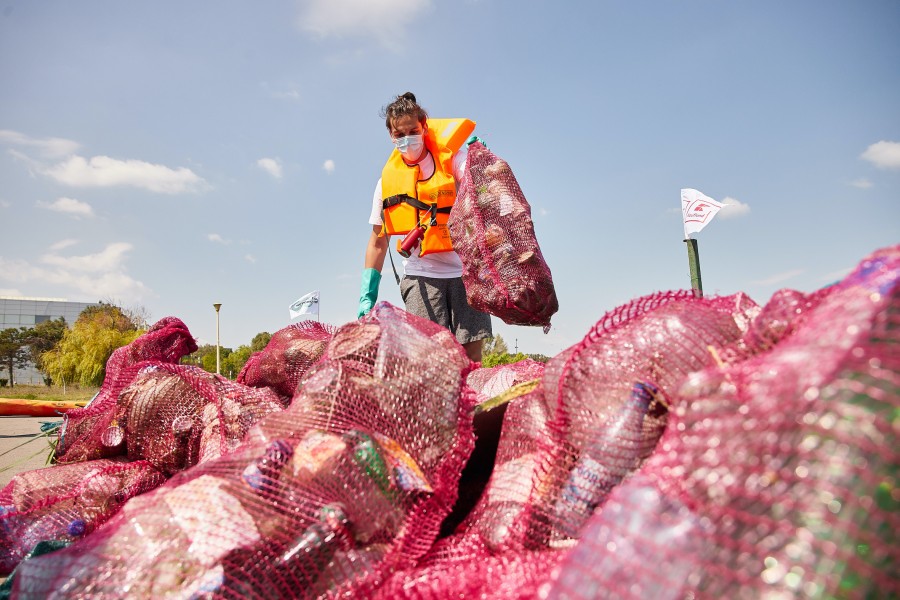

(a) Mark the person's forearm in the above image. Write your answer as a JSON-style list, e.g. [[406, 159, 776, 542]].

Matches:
[[365, 232, 388, 271]]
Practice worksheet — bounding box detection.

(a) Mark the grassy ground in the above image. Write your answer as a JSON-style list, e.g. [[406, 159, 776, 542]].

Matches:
[[0, 384, 99, 402]]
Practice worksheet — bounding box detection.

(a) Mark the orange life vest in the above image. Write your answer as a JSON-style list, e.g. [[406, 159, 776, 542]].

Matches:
[[381, 118, 476, 257]]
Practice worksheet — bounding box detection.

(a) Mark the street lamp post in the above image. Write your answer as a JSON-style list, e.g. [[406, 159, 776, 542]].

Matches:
[[213, 303, 222, 375]]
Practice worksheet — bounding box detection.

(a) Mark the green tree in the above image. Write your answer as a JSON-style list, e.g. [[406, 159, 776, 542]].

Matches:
[[42, 303, 144, 386], [0, 328, 30, 387], [250, 332, 272, 352], [222, 345, 252, 379], [182, 344, 213, 369], [201, 346, 232, 374], [526, 353, 550, 363], [482, 335, 509, 357], [23, 317, 67, 384], [482, 351, 529, 368]]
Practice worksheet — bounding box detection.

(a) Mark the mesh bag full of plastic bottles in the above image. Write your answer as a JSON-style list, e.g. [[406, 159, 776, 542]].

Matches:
[[0, 321, 289, 578], [539, 245, 900, 599], [54, 316, 198, 464], [373, 290, 758, 598], [0, 458, 165, 576], [237, 321, 336, 400], [449, 142, 558, 330], [10, 302, 478, 599]]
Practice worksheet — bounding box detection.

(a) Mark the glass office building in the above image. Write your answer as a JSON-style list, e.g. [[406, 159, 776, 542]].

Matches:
[[0, 296, 99, 385]]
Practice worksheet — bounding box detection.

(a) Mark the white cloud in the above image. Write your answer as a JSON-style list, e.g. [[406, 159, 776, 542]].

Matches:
[[323, 159, 335, 174], [861, 140, 900, 170], [0, 243, 149, 302], [257, 157, 283, 179], [718, 196, 750, 219], [0, 199, 10, 209], [849, 178, 873, 189], [265, 83, 302, 102], [38, 196, 94, 218], [0, 129, 80, 158], [0, 288, 23, 296], [750, 269, 804, 286], [244, 254, 257, 263], [49, 239, 79, 251], [207, 233, 230, 244], [297, 0, 432, 47], [42, 155, 208, 194], [40, 242, 133, 273]]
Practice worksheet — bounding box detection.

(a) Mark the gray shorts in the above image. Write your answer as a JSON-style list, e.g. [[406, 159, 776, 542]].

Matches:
[[400, 275, 492, 345]]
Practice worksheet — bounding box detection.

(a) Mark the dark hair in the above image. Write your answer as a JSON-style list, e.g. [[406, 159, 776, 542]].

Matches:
[[381, 92, 427, 130]]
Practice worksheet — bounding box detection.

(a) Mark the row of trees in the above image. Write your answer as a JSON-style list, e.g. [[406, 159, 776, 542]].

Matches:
[[0, 317, 68, 386], [0, 303, 146, 388], [481, 335, 549, 367], [181, 332, 273, 380], [1, 303, 548, 389]]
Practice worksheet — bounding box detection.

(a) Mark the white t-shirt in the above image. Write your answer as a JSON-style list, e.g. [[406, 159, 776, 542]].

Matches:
[[369, 145, 469, 278]]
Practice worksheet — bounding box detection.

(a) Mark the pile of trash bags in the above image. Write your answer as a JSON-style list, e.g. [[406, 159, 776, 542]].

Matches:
[[1, 244, 897, 598]]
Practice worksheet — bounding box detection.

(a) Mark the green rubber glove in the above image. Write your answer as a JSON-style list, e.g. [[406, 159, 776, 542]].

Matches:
[[357, 268, 382, 318], [466, 135, 488, 148]]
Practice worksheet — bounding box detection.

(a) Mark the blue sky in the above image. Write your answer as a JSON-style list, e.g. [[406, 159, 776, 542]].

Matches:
[[1, 1, 898, 357]]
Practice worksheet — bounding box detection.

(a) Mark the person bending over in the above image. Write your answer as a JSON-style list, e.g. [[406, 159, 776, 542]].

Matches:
[[358, 91, 492, 363]]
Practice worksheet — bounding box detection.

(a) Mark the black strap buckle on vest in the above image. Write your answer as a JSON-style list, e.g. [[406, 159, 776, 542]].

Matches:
[[382, 194, 451, 223]]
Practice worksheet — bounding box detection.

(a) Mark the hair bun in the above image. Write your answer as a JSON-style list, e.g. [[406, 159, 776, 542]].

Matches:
[[401, 92, 417, 103]]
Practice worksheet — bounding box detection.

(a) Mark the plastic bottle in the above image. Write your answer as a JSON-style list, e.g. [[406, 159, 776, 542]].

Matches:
[[553, 381, 665, 539], [217, 503, 353, 599], [345, 431, 392, 497], [242, 439, 294, 493]]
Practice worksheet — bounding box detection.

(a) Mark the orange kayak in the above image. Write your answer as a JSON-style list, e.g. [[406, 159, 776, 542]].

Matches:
[[0, 398, 87, 417]]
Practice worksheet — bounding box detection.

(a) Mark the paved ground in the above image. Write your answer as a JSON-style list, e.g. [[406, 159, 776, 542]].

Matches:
[[0, 415, 59, 489], [0, 415, 63, 587]]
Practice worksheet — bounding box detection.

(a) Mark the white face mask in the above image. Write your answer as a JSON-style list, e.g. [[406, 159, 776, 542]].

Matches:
[[394, 134, 424, 161]]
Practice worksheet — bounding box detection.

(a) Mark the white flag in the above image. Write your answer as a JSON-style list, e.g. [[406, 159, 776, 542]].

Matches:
[[289, 290, 320, 319], [681, 188, 724, 239]]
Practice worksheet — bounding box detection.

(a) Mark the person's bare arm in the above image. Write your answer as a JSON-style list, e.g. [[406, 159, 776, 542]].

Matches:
[[365, 224, 389, 271]]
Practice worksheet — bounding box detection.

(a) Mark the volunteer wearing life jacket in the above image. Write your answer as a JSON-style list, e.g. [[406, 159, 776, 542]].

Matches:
[[358, 92, 492, 362]]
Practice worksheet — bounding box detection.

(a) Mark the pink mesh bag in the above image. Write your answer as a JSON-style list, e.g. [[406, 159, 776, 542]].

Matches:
[[112, 363, 285, 473], [55, 316, 198, 464], [237, 321, 336, 399], [541, 244, 900, 598], [371, 291, 754, 598], [0, 458, 165, 575], [12, 302, 477, 598], [520, 290, 754, 549], [449, 142, 558, 330]]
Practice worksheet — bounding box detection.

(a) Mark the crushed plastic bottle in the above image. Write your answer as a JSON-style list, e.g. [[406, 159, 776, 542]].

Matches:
[[552, 381, 666, 539]]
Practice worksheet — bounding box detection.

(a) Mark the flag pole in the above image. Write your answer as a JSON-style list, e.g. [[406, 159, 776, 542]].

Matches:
[[684, 238, 703, 298]]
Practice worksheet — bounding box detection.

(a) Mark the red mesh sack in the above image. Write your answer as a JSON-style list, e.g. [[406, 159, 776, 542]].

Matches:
[[237, 321, 335, 399], [449, 142, 558, 330], [12, 302, 477, 598], [0, 458, 165, 575], [541, 244, 900, 598], [372, 291, 752, 598], [112, 363, 285, 473], [55, 316, 198, 464], [518, 291, 752, 549]]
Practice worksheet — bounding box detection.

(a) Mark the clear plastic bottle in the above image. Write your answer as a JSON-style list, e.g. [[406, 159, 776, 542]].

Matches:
[[553, 381, 664, 539]]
